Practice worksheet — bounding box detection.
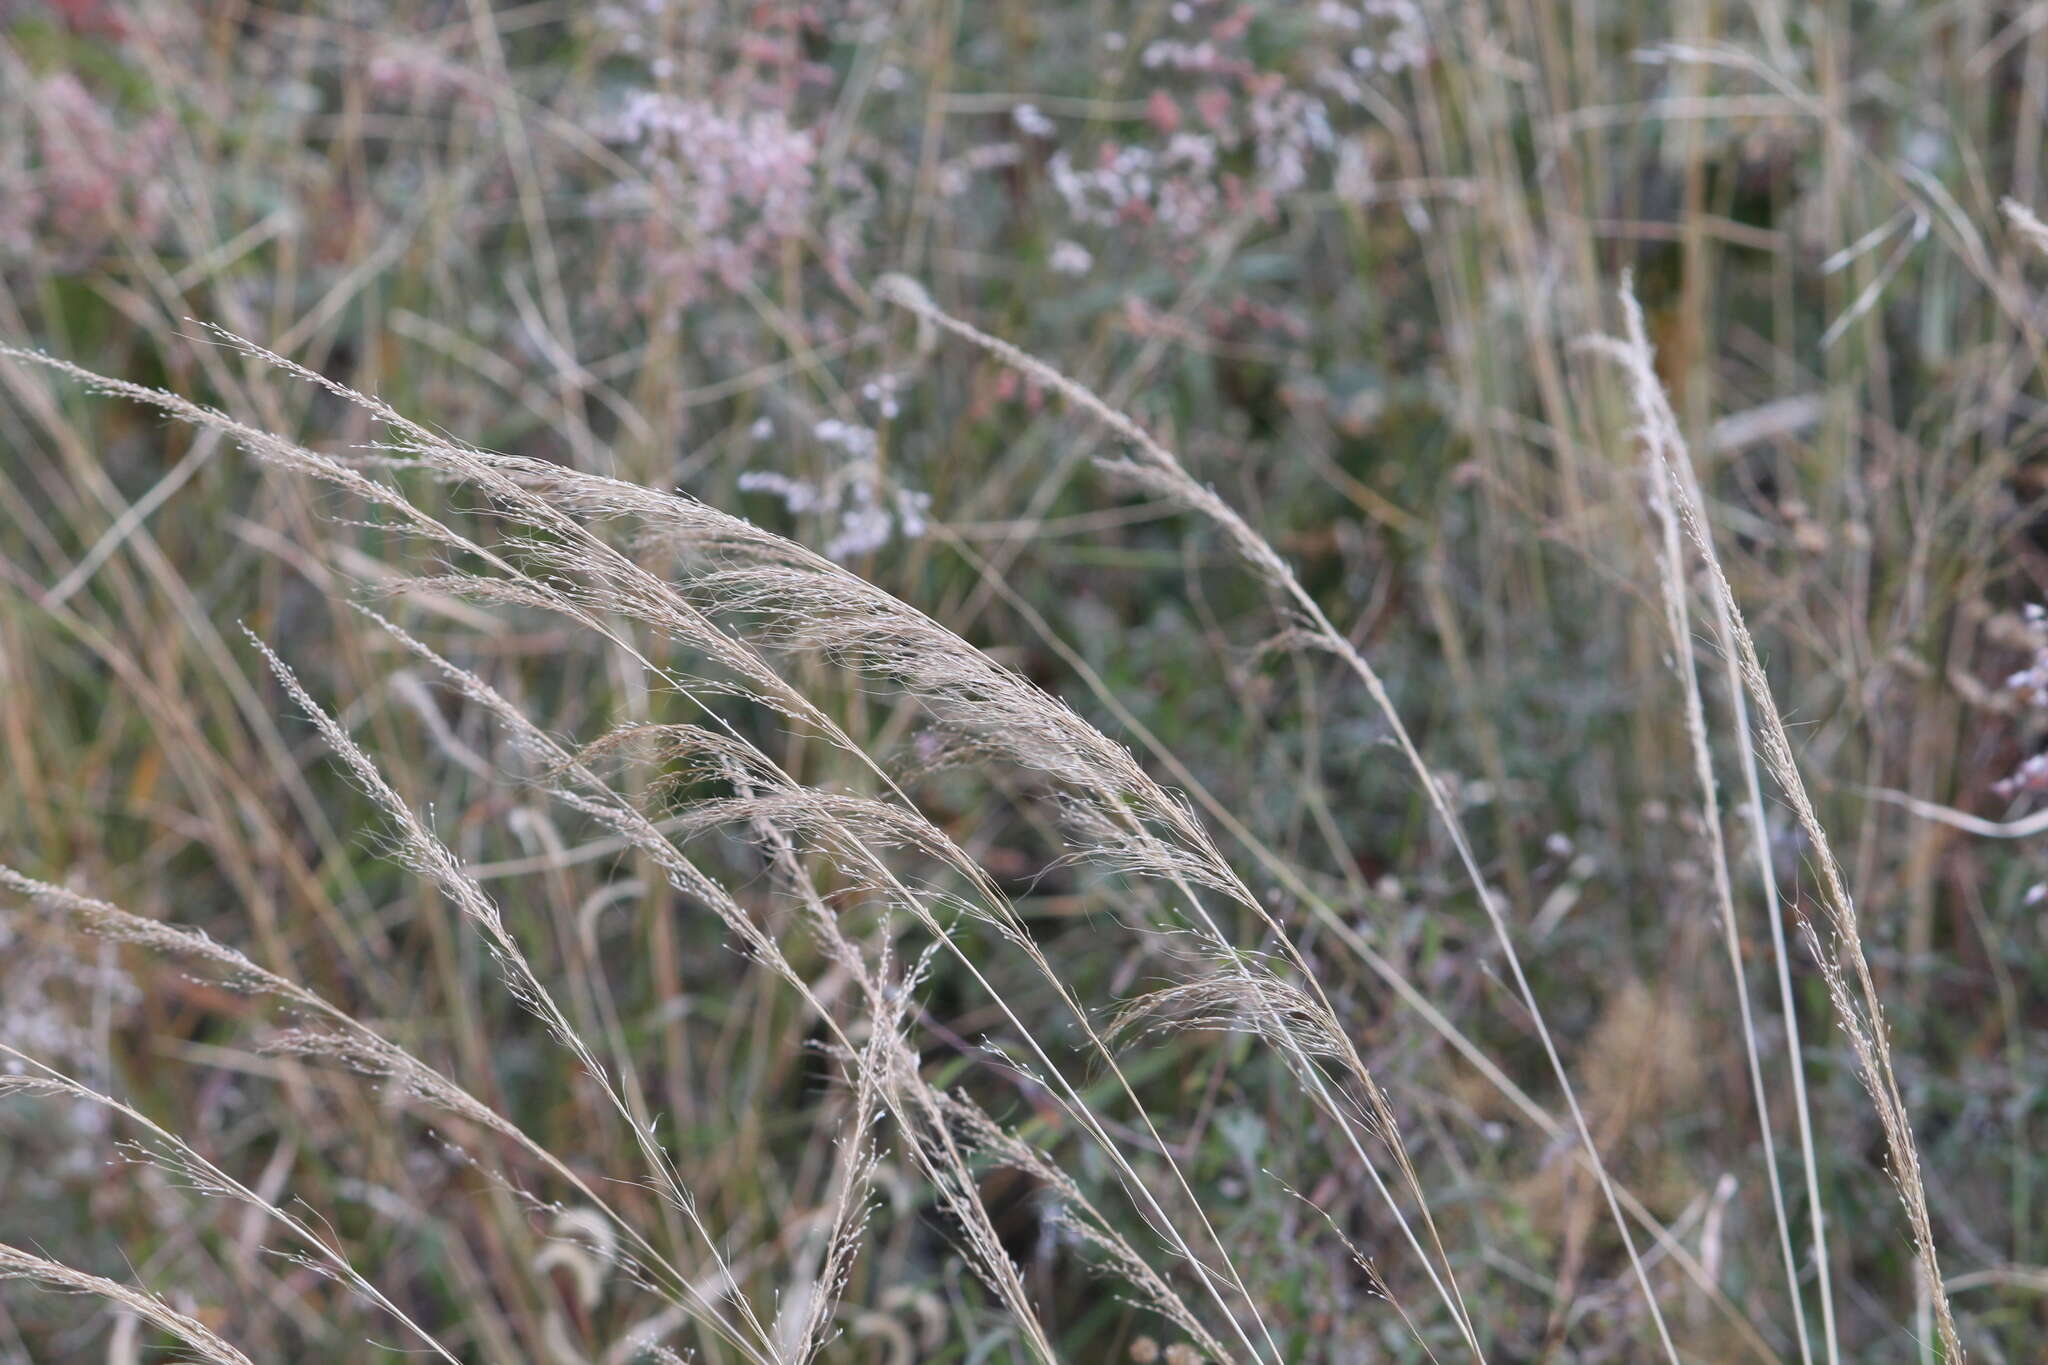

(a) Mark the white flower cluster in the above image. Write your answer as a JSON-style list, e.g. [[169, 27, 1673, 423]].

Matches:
[[1997, 604, 2048, 800], [2006, 604, 2048, 706], [1318, 0, 1431, 74], [1049, 136, 1222, 236], [1012, 103, 1057, 139], [738, 469, 933, 561], [1049, 147, 1143, 228], [1049, 240, 1095, 275], [1248, 89, 1334, 196], [737, 401, 932, 561], [860, 373, 906, 419], [814, 417, 879, 458], [1141, 38, 1226, 72], [822, 482, 933, 560]]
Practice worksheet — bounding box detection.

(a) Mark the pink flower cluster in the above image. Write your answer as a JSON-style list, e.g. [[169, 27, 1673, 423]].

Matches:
[[4, 74, 174, 262], [607, 90, 818, 302]]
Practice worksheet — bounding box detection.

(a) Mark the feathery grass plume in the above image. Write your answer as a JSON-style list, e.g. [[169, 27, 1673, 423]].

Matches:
[[238, 630, 795, 1364], [351, 609, 1084, 1361], [737, 769, 1070, 1364], [297, 284, 1479, 1356], [859, 977, 1064, 1363], [941, 1090, 1237, 1365], [0, 1045, 461, 1363], [412, 473, 1222, 1352], [0, 865, 782, 1357], [875, 271, 1662, 1360], [357, 606, 1203, 1356], [1585, 276, 1960, 1361], [0, 1242, 254, 1365]]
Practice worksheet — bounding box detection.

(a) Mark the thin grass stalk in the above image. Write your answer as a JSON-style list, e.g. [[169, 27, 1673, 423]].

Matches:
[[1644, 441, 1813, 1361], [1680, 430, 1844, 1365], [1591, 276, 1959, 1360]]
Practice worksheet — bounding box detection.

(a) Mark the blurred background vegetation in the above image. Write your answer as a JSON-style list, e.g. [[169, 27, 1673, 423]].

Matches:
[[4, 0, 2048, 1360]]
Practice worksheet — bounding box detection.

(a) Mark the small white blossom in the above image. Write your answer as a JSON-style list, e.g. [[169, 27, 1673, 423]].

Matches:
[[814, 417, 879, 457], [823, 484, 895, 560], [893, 487, 932, 539], [1164, 132, 1217, 172], [1142, 39, 1220, 71], [1012, 103, 1056, 139], [1049, 239, 1094, 275], [737, 469, 818, 513], [860, 373, 905, 419]]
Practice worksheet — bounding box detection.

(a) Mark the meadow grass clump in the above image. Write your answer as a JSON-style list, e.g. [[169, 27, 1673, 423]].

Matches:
[[6, 3, 2048, 1362]]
